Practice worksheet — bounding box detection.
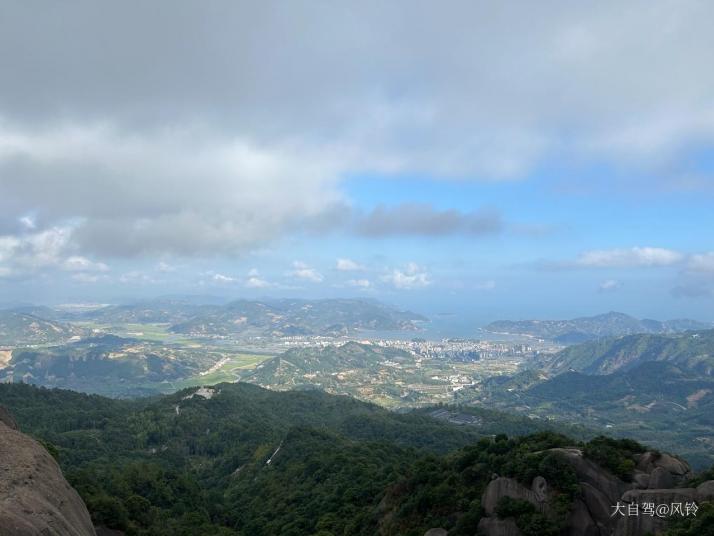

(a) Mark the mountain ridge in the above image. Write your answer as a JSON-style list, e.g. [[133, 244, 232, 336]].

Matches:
[[485, 311, 710, 343]]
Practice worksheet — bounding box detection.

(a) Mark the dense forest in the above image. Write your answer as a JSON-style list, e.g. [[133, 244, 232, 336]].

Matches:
[[0, 382, 711, 535]]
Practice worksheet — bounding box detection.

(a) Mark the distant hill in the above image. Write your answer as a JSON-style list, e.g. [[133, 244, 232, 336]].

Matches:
[[477, 361, 714, 468], [245, 341, 412, 387], [0, 310, 83, 346], [541, 329, 714, 376], [1, 334, 222, 395], [169, 298, 427, 337], [485, 311, 710, 343], [82, 297, 218, 324]]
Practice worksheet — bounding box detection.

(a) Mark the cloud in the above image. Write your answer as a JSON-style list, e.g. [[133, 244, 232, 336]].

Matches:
[[576, 247, 683, 268], [336, 258, 363, 271], [156, 261, 176, 273], [598, 279, 620, 292], [3, 1, 714, 181], [62, 256, 109, 272], [211, 273, 238, 284], [245, 276, 271, 288], [71, 272, 108, 284], [355, 204, 503, 237], [0, 1, 712, 266], [0, 226, 107, 277], [244, 269, 272, 288], [119, 271, 154, 284], [19, 216, 36, 230], [0, 121, 345, 258], [687, 252, 714, 273], [290, 261, 324, 283], [347, 278, 371, 288], [382, 262, 431, 289]]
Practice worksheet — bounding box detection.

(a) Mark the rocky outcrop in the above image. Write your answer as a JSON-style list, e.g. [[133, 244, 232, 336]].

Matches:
[[616, 488, 700, 536], [477, 446, 714, 536], [477, 517, 522, 536], [636, 452, 692, 486], [481, 476, 549, 515], [548, 447, 630, 504], [0, 409, 96, 536]]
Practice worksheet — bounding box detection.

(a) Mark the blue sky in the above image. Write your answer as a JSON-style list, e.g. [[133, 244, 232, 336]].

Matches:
[[1, 1, 713, 323]]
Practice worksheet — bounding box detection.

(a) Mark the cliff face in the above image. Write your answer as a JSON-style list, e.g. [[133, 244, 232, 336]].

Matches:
[[0, 408, 96, 536]]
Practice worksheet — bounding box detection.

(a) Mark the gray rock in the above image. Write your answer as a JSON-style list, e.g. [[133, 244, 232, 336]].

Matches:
[[615, 488, 699, 536], [532, 475, 548, 501], [696, 480, 714, 501], [637, 452, 692, 484], [632, 471, 650, 489], [0, 420, 96, 536], [423, 529, 448, 536], [567, 499, 602, 536], [580, 482, 615, 531], [648, 466, 675, 489], [481, 477, 546, 515], [477, 517, 522, 536], [546, 448, 630, 504]]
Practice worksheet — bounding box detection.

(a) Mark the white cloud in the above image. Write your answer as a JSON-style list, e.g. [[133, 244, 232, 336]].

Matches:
[[0, 1, 712, 268], [156, 261, 176, 273], [245, 277, 270, 288], [336, 258, 363, 271], [244, 269, 272, 288], [0, 226, 107, 277], [347, 278, 371, 288], [71, 273, 108, 284], [383, 262, 431, 289], [688, 252, 714, 273], [598, 279, 620, 292], [119, 271, 154, 284], [0, 121, 346, 258], [576, 247, 683, 268], [212, 273, 238, 284], [62, 256, 109, 272], [19, 216, 36, 230], [290, 261, 324, 283]]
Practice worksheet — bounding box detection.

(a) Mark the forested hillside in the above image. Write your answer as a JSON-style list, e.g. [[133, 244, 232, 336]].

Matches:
[[1, 382, 712, 535]]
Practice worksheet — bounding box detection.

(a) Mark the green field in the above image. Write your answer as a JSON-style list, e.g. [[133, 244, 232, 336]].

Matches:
[[164, 353, 272, 391]]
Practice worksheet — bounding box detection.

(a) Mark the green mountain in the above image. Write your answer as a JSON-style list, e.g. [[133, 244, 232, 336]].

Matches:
[[1, 382, 711, 536], [169, 298, 426, 337], [83, 298, 219, 324], [1, 334, 222, 396], [541, 329, 714, 375], [246, 341, 411, 384], [476, 361, 714, 468], [0, 310, 83, 346], [485, 311, 710, 343]]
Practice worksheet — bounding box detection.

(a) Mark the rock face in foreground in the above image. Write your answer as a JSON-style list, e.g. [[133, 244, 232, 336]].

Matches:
[[478, 447, 713, 536], [0, 407, 96, 536]]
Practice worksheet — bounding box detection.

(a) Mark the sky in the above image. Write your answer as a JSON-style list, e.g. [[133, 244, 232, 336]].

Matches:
[[1, 0, 714, 323]]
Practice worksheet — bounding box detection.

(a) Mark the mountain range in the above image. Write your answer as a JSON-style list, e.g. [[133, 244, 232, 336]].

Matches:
[[539, 329, 714, 376], [0, 310, 83, 347], [0, 334, 222, 396], [484, 311, 710, 343], [167, 298, 426, 337]]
